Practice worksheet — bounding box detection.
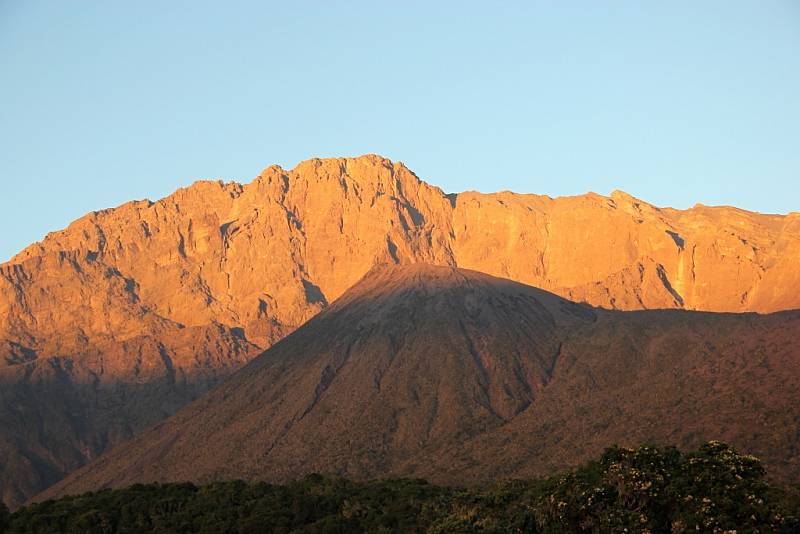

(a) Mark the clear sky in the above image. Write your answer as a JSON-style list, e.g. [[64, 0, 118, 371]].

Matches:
[[1, 1, 799, 262]]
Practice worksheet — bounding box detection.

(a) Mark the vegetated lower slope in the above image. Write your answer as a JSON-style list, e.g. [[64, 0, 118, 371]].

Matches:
[[10, 443, 800, 533], [41, 264, 800, 503], [3, 155, 800, 507]]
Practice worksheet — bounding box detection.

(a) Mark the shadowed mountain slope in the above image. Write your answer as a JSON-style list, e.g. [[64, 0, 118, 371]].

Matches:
[[41, 265, 800, 501], [0, 324, 257, 509], [3, 154, 800, 507]]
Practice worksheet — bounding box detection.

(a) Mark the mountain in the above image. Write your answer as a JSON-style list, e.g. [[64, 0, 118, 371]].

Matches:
[[2, 154, 799, 507], [40, 264, 800, 501]]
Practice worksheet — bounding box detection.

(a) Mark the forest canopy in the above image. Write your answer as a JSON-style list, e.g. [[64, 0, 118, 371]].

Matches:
[[5, 442, 799, 533]]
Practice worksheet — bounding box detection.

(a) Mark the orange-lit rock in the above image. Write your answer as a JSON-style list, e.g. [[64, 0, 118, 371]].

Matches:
[[1, 154, 798, 507]]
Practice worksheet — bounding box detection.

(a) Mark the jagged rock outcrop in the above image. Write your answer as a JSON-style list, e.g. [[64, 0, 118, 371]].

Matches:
[[2, 154, 799, 507], [7, 156, 799, 349], [39, 265, 800, 501]]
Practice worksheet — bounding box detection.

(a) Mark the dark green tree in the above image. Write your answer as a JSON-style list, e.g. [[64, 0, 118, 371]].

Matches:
[[533, 441, 799, 532], [0, 500, 10, 534]]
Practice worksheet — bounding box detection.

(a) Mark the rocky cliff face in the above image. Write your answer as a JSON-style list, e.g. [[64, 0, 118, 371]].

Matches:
[[2, 154, 799, 507]]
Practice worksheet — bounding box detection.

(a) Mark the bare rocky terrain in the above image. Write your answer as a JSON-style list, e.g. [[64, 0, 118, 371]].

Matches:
[[2, 154, 799, 508]]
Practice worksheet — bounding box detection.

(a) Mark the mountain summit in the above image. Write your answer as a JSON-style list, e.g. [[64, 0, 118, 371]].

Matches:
[[2, 155, 800, 507]]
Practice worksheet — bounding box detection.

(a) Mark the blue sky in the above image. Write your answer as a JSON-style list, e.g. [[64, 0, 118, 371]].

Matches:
[[1, 1, 799, 262]]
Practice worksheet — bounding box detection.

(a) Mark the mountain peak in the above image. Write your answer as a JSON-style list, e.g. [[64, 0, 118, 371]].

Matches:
[[37, 265, 800, 501], [3, 157, 800, 508], [609, 189, 647, 204]]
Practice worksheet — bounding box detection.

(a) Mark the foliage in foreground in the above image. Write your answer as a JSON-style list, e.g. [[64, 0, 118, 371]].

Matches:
[[5, 442, 800, 533]]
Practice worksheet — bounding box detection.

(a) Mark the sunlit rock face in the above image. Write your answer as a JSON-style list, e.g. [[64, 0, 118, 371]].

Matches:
[[2, 154, 799, 507]]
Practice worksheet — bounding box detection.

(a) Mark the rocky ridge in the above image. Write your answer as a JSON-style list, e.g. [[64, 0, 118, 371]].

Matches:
[[2, 154, 799, 507]]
